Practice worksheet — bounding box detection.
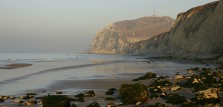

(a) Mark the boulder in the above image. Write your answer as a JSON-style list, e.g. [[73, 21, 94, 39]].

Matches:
[[107, 102, 116, 107], [84, 90, 95, 97], [150, 79, 173, 86], [56, 91, 63, 94], [136, 101, 142, 106], [71, 104, 77, 107], [0, 98, 4, 102], [170, 85, 181, 92], [166, 94, 186, 104], [133, 72, 156, 81], [105, 88, 117, 95], [25, 99, 37, 106], [119, 83, 149, 104], [175, 75, 184, 80], [105, 97, 115, 101], [15, 99, 24, 103], [86, 102, 100, 107], [195, 88, 220, 105], [42, 95, 70, 107]]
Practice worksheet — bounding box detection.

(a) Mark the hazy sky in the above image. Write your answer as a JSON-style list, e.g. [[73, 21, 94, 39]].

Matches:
[[0, 0, 217, 53]]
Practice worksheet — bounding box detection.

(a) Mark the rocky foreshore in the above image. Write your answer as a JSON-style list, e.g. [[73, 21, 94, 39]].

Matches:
[[0, 63, 222, 107]]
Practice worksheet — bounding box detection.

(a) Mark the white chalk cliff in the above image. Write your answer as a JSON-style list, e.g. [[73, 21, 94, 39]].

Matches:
[[90, 1, 223, 58], [90, 16, 174, 54], [127, 1, 223, 58]]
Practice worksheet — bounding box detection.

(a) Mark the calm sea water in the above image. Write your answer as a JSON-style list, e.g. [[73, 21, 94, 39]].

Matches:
[[0, 53, 205, 95], [0, 53, 142, 95]]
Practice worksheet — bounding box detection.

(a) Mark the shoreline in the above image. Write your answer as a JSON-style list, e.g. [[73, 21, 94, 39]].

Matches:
[[0, 63, 32, 69], [0, 59, 222, 107]]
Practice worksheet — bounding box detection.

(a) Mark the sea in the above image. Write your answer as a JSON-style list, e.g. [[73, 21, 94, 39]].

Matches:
[[0, 53, 206, 95]]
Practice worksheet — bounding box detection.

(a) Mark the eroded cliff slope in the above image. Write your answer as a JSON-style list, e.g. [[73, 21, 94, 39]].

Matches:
[[90, 16, 174, 54], [127, 1, 223, 58]]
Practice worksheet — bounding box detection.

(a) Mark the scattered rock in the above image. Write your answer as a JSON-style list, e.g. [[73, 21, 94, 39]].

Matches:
[[25, 99, 37, 106], [150, 79, 172, 86], [147, 102, 168, 107], [105, 97, 115, 101], [170, 85, 181, 92], [105, 88, 117, 95], [42, 95, 70, 107], [180, 102, 197, 107], [74, 93, 85, 102], [26, 92, 37, 96], [3, 96, 9, 100], [149, 86, 162, 93], [160, 92, 167, 99], [71, 104, 77, 107], [136, 101, 142, 106], [19, 95, 33, 99], [187, 70, 193, 74], [0, 98, 4, 102], [166, 93, 186, 104], [86, 102, 100, 107], [56, 91, 63, 94], [133, 72, 156, 81], [119, 83, 149, 104], [107, 102, 116, 107], [75, 93, 84, 98], [15, 99, 24, 103], [175, 75, 184, 80], [9, 96, 15, 99], [195, 88, 220, 105], [84, 90, 95, 97], [149, 93, 159, 99]]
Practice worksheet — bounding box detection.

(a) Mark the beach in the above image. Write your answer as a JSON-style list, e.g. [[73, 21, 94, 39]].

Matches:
[[0, 54, 214, 107]]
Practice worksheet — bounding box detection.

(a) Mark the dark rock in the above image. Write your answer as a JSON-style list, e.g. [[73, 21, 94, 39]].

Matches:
[[26, 92, 37, 96], [25, 99, 37, 106], [158, 76, 166, 79], [166, 94, 186, 104], [195, 88, 220, 105], [149, 93, 159, 99], [133, 72, 156, 81], [84, 90, 95, 97], [15, 99, 24, 104], [42, 95, 70, 107], [105, 88, 117, 95], [149, 86, 162, 93], [105, 97, 115, 101], [150, 79, 172, 86], [119, 83, 149, 104], [86, 102, 100, 107], [19, 95, 33, 99], [0, 98, 4, 102], [56, 91, 63, 94], [160, 92, 167, 99], [75, 93, 84, 98], [180, 102, 197, 107], [74, 93, 85, 102], [147, 102, 168, 107], [189, 67, 199, 71], [71, 104, 77, 107], [107, 102, 116, 107]]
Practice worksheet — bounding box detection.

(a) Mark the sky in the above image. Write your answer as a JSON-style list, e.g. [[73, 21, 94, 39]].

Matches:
[[0, 0, 217, 53]]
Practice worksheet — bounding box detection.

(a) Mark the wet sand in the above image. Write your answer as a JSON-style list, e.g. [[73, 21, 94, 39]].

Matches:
[[0, 59, 212, 107], [0, 63, 32, 69]]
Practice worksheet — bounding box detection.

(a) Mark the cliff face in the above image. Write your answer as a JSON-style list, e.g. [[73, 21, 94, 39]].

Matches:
[[90, 16, 174, 54], [127, 1, 223, 58]]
